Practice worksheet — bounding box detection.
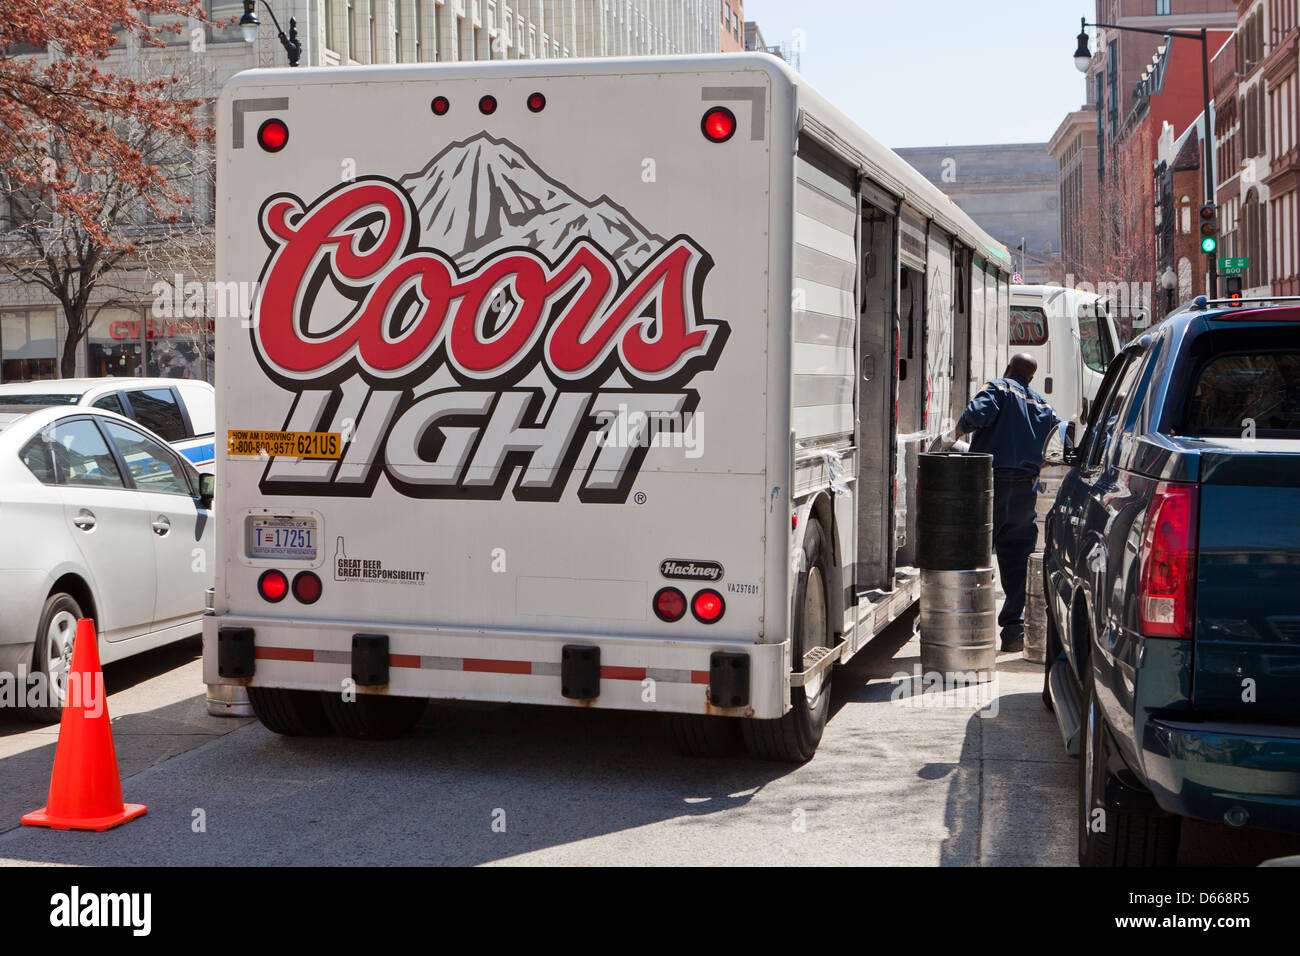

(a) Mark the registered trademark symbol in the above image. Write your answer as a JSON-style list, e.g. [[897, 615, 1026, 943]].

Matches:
[[634, 492, 647, 505]]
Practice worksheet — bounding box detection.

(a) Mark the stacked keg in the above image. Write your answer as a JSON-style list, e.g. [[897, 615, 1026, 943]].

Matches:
[[1022, 463, 1066, 665], [917, 452, 996, 681]]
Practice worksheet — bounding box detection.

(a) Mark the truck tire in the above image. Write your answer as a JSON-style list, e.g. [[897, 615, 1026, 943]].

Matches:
[[1078, 668, 1181, 866], [666, 714, 742, 757], [27, 592, 84, 724], [319, 691, 427, 740], [248, 686, 333, 737], [742, 517, 832, 763]]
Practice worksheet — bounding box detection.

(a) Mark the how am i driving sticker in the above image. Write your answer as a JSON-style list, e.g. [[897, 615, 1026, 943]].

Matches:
[[228, 430, 342, 459]]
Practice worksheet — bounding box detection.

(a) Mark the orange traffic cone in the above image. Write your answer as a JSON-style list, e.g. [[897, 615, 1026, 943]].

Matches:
[[22, 618, 146, 831]]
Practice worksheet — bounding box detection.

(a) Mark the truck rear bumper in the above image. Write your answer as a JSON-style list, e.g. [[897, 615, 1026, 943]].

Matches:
[[1142, 717, 1300, 834], [203, 614, 789, 719]]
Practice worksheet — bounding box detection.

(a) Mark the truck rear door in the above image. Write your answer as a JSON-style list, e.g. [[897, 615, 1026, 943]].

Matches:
[[215, 62, 786, 646]]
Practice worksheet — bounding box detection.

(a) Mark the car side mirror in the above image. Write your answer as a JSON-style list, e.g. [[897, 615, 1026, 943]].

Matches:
[[199, 472, 215, 508], [1042, 421, 1079, 468]]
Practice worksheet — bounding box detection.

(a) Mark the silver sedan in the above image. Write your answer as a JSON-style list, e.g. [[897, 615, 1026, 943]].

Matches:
[[0, 404, 214, 721]]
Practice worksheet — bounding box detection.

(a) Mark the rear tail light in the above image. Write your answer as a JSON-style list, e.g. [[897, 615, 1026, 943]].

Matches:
[[257, 118, 289, 152], [692, 589, 725, 624], [701, 106, 736, 143], [430, 95, 450, 116], [653, 587, 686, 622], [526, 92, 546, 112], [258, 569, 288, 603], [1138, 482, 1198, 637], [479, 94, 497, 115], [292, 571, 322, 605]]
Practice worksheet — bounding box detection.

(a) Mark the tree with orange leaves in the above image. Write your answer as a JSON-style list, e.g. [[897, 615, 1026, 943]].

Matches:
[[0, 1, 218, 377]]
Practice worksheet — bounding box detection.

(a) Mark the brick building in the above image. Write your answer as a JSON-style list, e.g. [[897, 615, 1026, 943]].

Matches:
[[1049, 105, 1101, 284], [1263, 0, 1300, 295], [720, 1, 743, 52]]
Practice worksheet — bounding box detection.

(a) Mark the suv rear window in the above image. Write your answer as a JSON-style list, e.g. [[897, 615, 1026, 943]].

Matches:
[[125, 388, 187, 441], [1184, 350, 1300, 437]]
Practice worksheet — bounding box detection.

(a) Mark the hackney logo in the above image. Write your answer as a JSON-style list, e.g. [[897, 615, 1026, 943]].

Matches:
[[249, 132, 729, 503], [659, 559, 725, 582]]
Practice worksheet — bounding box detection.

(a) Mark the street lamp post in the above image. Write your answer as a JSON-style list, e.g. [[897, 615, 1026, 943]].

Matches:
[[240, 0, 302, 67], [1073, 16, 1218, 298], [1161, 266, 1177, 315]]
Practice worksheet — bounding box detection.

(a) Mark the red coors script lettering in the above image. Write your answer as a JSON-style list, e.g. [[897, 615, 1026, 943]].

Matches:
[[253, 178, 725, 385]]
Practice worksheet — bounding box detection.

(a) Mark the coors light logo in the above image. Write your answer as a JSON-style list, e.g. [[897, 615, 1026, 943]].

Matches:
[[250, 133, 729, 502]]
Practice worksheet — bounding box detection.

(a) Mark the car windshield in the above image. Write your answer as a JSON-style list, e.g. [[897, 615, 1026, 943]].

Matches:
[[0, 393, 81, 406]]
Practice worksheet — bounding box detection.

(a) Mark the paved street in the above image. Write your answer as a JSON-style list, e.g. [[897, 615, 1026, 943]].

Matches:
[[3, 612, 1296, 867]]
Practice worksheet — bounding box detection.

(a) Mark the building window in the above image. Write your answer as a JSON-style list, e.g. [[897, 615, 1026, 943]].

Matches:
[[347, 0, 356, 58], [419, 0, 427, 61], [325, 0, 336, 50], [368, 1, 376, 62], [0, 310, 58, 382], [148, 8, 192, 45], [207, 0, 245, 43], [1156, 0, 1171, 14], [87, 308, 145, 378], [394, 0, 403, 62], [1180, 196, 1191, 234]]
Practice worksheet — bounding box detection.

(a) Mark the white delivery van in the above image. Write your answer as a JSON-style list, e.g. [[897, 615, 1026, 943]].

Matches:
[[1007, 285, 1120, 425], [204, 55, 1011, 761]]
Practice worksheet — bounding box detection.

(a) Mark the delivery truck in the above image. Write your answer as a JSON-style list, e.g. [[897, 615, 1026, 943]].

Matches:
[[1008, 284, 1121, 426], [204, 54, 1012, 762]]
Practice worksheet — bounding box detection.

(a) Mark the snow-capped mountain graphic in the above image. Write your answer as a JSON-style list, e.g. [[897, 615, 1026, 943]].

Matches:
[[398, 132, 664, 277]]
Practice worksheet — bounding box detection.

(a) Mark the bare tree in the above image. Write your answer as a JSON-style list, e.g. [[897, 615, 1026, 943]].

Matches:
[[0, 48, 216, 377]]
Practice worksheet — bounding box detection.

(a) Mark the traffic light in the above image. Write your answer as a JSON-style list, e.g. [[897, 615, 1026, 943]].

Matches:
[[1225, 274, 1243, 304], [1199, 204, 1218, 255]]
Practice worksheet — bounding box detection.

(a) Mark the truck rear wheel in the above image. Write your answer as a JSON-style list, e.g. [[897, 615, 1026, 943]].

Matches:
[[742, 517, 832, 763], [248, 686, 333, 737], [319, 691, 427, 739], [666, 714, 742, 757], [1078, 668, 1180, 866]]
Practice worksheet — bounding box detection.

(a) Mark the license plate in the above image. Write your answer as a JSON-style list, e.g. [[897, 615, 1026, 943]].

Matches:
[[248, 517, 318, 560]]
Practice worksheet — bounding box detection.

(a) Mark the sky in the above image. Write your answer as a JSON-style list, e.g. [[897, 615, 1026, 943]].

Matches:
[[743, 0, 1089, 149]]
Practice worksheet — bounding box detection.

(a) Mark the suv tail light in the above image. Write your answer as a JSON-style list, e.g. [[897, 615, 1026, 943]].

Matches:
[[1138, 482, 1198, 637]]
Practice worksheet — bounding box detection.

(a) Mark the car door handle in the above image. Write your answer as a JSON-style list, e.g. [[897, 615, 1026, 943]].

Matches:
[[72, 509, 96, 531], [152, 515, 171, 536]]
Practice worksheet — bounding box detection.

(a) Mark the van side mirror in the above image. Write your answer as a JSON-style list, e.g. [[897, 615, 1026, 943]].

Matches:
[[1042, 421, 1079, 468], [199, 472, 215, 508]]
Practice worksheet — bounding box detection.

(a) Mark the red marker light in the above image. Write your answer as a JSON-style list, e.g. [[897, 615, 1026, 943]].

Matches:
[[701, 106, 736, 143], [527, 92, 546, 113], [292, 571, 323, 605], [692, 589, 725, 624], [479, 95, 497, 115], [430, 95, 450, 116], [258, 569, 288, 603], [654, 587, 687, 623], [257, 118, 289, 153]]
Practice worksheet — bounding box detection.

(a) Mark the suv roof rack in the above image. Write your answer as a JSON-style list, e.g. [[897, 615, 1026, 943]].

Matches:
[[1192, 295, 1300, 310]]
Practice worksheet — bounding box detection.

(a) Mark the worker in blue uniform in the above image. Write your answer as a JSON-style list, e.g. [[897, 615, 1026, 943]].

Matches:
[[955, 354, 1061, 653]]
